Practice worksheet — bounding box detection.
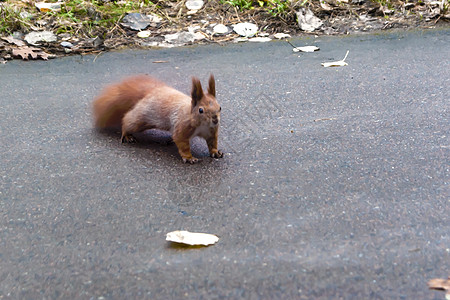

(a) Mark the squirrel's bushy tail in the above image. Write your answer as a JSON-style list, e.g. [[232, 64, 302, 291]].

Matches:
[[93, 75, 162, 128]]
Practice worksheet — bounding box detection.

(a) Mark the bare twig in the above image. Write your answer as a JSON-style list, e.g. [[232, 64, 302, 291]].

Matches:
[[93, 51, 103, 63], [107, 13, 125, 36]]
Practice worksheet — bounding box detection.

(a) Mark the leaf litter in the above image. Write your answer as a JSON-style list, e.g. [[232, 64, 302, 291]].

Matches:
[[2, 36, 25, 47], [1, 0, 449, 63]]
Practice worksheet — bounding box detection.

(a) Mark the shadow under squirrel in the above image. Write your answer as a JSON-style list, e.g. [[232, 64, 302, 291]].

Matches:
[[93, 74, 223, 164]]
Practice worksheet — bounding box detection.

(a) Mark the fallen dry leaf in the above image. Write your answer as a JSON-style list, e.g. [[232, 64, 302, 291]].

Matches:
[[166, 230, 219, 246], [35, 1, 62, 12], [322, 50, 349, 67], [249, 37, 272, 43], [232, 22, 258, 37], [428, 277, 450, 299], [2, 36, 26, 47], [13, 47, 37, 60], [274, 33, 291, 39], [12, 47, 50, 60]]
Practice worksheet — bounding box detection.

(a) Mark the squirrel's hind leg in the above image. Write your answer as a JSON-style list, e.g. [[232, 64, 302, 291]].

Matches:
[[121, 111, 155, 144]]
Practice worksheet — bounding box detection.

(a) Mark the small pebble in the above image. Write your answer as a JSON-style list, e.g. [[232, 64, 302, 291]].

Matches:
[[60, 41, 74, 48], [137, 31, 151, 38], [185, 0, 204, 10]]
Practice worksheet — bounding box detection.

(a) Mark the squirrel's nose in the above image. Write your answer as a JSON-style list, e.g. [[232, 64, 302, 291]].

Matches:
[[212, 116, 219, 125]]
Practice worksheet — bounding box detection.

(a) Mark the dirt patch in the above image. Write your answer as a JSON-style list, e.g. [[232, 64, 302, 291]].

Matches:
[[0, 0, 449, 63]]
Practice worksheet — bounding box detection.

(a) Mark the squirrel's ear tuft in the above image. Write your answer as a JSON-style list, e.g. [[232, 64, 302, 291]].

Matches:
[[191, 77, 204, 107], [207, 74, 215, 97]]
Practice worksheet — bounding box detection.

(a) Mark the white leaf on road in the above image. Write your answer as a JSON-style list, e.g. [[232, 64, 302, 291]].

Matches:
[[293, 45, 320, 52], [321, 50, 350, 67], [166, 230, 219, 246]]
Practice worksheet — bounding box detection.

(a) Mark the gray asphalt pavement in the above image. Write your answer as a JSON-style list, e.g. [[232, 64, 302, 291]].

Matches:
[[1, 29, 449, 299]]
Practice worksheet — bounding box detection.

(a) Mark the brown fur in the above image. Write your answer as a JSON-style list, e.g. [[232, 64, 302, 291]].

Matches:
[[92, 74, 223, 163]]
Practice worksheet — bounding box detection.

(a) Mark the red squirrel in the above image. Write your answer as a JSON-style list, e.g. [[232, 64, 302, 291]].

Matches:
[[93, 74, 223, 164]]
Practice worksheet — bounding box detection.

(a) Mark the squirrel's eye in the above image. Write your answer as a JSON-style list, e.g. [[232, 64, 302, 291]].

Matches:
[[199, 108, 204, 114], [219, 106, 222, 111]]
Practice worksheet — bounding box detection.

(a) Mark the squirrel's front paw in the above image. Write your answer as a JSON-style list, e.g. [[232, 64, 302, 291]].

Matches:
[[182, 157, 199, 164], [121, 134, 137, 143], [210, 150, 224, 159]]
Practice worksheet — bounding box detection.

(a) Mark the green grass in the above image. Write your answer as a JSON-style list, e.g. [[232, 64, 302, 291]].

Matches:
[[266, 0, 291, 18], [371, 0, 395, 10], [221, 0, 296, 18], [0, 4, 31, 34], [53, 0, 157, 35], [1, 0, 160, 36], [221, 0, 255, 10]]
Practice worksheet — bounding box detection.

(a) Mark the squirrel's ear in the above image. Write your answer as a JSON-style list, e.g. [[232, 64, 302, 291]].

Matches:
[[207, 74, 215, 97], [191, 77, 204, 106]]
